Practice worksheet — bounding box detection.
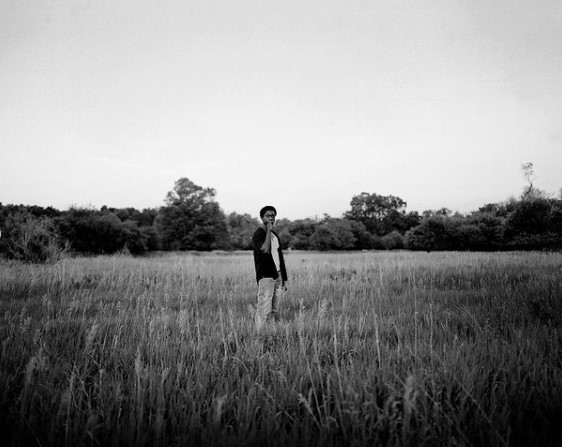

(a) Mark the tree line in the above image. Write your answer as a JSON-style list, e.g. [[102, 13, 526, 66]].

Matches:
[[1, 176, 561, 262]]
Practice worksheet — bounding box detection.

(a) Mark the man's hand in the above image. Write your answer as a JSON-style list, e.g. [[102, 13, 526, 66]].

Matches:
[[261, 221, 273, 252]]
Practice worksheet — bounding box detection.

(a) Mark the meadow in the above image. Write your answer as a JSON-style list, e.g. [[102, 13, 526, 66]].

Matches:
[[1, 251, 561, 447]]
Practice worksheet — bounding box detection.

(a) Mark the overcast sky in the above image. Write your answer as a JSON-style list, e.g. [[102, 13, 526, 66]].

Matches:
[[1, 0, 561, 220]]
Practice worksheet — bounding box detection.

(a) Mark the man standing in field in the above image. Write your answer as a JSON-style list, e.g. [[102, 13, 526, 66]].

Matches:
[[252, 205, 288, 332]]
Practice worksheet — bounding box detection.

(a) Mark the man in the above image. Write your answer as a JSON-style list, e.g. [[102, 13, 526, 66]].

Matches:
[[252, 205, 288, 331]]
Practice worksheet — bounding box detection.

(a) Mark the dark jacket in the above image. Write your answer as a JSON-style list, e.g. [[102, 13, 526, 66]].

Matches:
[[252, 227, 288, 284]]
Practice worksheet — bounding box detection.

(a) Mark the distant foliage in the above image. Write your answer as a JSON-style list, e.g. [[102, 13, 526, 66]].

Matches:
[[309, 217, 356, 251], [504, 198, 562, 250], [55, 207, 157, 255], [0, 203, 158, 260], [345, 192, 420, 235], [405, 198, 562, 251], [155, 178, 231, 251], [288, 219, 317, 250], [227, 213, 260, 250], [2, 212, 67, 263], [2, 183, 561, 257], [405, 216, 450, 251], [506, 198, 556, 235], [57, 208, 127, 254], [272, 218, 292, 249], [465, 211, 505, 248], [381, 231, 405, 250]]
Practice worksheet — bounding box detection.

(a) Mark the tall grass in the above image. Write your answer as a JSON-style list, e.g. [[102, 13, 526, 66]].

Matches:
[[1, 251, 561, 446]]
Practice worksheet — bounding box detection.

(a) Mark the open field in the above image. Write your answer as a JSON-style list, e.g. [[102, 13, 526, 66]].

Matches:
[[1, 251, 562, 446]]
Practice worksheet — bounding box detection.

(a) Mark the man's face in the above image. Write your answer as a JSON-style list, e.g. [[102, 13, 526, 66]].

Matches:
[[262, 210, 276, 226]]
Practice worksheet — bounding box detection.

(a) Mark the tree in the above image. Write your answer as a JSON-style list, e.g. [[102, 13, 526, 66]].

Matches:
[[504, 198, 562, 249], [101, 206, 159, 251], [345, 193, 409, 235], [405, 216, 452, 251], [309, 217, 356, 251], [155, 178, 230, 251], [477, 203, 510, 218], [57, 207, 132, 254], [467, 211, 506, 249], [273, 218, 292, 249], [550, 200, 562, 234], [2, 212, 67, 263], [348, 219, 379, 249], [450, 223, 486, 251], [521, 162, 547, 200], [227, 212, 260, 250], [288, 219, 317, 250], [120, 220, 153, 255], [521, 162, 535, 200], [506, 198, 551, 235], [422, 208, 452, 218], [381, 209, 420, 234], [381, 231, 405, 250]]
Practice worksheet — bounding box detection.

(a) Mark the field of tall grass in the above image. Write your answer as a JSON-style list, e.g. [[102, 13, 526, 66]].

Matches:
[[1, 251, 561, 446]]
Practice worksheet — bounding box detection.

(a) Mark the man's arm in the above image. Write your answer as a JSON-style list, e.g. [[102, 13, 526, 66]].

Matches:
[[261, 222, 273, 253]]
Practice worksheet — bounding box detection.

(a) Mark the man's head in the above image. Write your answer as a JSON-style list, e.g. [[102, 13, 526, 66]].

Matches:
[[260, 205, 277, 226]]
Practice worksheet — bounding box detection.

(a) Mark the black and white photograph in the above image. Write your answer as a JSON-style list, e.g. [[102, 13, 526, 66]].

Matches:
[[1, 1, 561, 446]]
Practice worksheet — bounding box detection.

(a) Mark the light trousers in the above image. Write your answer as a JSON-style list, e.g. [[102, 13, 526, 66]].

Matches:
[[255, 276, 282, 331]]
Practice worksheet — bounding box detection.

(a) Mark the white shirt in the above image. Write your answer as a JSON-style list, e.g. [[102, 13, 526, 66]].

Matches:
[[271, 232, 281, 271]]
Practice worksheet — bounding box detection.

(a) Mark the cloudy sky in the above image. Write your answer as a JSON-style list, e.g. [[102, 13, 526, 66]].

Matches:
[[1, 0, 561, 220]]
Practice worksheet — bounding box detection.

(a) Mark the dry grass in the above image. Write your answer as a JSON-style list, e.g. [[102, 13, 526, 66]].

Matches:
[[1, 251, 562, 446]]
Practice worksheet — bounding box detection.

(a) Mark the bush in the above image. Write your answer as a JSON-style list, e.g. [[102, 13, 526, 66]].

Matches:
[[405, 216, 449, 251], [506, 198, 552, 235], [451, 223, 486, 250], [309, 219, 357, 251], [504, 198, 562, 250], [381, 231, 405, 250], [288, 219, 317, 250], [2, 213, 68, 263], [466, 211, 506, 249], [57, 208, 140, 254], [506, 232, 562, 251]]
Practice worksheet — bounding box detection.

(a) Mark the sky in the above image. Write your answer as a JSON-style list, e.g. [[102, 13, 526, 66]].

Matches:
[[1, 0, 561, 220]]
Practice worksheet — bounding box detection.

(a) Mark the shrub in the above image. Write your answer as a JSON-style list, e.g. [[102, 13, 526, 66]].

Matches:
[[405, 216, 449, 251], [2, 213, 68, 263], [381, 231, 405, 250]]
